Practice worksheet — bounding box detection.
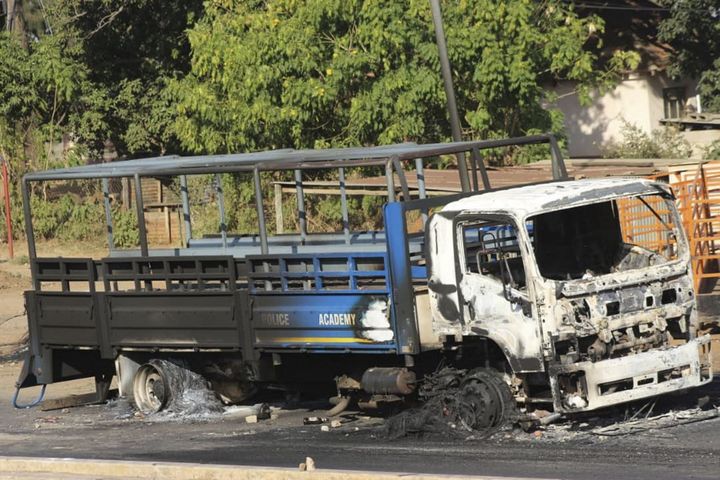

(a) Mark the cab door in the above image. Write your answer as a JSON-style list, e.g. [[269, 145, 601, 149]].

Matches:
[[427, 212, 544, 372]]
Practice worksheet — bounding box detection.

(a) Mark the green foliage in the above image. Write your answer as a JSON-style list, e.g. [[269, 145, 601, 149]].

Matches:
[[172, 0, 636, 154], [0, 1, 643, 246], [112, 208, 140, 248], [0, 1, 201, 244], [704, 140, 720, 160], [30, 194, 104, 240], [78, 0, 203, 156], [603, 122, 692, 159], [658, 1, 720, 112], [698, 58, 720, 113]]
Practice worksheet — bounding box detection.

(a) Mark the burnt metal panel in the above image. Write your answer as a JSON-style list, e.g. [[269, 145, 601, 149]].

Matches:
[[106, 293, 241, 349], [94, 292, 113, 359], [384, 202, 419, 354], [251, 294, 396, 351], [36, 293, 99, 347]]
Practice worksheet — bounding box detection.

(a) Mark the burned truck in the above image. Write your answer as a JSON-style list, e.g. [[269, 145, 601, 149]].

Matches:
[[13, 135, 712, 428]]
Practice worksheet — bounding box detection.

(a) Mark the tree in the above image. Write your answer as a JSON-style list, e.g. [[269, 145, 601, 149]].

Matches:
[[172, 0, 638, 155], [76, 0, 203, 156], [0, 0, 201, 242], [658, 0, 720, 112]]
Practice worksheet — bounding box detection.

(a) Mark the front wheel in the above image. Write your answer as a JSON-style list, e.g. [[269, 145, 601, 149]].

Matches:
[[455, 368, 516, 432]]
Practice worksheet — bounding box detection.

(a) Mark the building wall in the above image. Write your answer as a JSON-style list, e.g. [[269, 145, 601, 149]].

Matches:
[[549, 73, 699, 158]]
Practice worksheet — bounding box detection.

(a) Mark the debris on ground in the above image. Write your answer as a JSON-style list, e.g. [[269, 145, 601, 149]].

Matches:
[[303, 416, 329, 425], [298, 457, 316, 471], [510, 393, 720, 443], [589, 407, 720, 436], [224, 403, 271, 421]]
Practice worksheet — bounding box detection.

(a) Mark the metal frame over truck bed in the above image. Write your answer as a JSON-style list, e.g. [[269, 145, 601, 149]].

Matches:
[[15, 134, 567, 406]]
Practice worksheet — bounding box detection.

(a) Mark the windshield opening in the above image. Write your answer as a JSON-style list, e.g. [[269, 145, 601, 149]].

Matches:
[[530, 194, 680, 281]]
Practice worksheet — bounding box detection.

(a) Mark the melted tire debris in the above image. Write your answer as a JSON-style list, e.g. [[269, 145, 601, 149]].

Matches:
[[384, 367, 518, 439], [147, 359, 224, 419]]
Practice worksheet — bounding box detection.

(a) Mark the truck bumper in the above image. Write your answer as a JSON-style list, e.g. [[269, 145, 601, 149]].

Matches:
[[553, 335, 713, 413]]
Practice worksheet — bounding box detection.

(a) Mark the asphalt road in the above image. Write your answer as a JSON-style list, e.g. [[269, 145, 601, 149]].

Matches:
[[1, 366, 719, 480]]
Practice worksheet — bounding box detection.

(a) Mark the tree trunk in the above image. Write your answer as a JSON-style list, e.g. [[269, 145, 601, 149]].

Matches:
[[5, 0, 27, 47]]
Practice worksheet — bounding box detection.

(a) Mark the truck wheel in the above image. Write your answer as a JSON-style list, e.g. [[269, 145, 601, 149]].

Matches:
[[455, 368, 515, 432], [133, 360, 171, 414]]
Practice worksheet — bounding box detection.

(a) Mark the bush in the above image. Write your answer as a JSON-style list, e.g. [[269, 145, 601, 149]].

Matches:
[[112, 208, 140, 248], [58, 201, 104, 242], [30, 194, 105, 242], [603, 121, 693, 159], [704, 140, 720, 160]]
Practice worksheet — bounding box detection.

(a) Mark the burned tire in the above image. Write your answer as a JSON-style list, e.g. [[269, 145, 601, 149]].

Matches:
[[454, 368, 516, 433], [132, 360, 173, 414], [386, 367, 516, 438]]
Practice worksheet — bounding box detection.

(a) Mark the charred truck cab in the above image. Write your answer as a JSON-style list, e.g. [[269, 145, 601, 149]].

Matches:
[[427, 179, 712, 413], [14, 135, 712, 426]]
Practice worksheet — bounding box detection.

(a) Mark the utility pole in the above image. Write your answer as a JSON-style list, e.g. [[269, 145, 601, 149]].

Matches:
[[429, 0, 470, 192], [1, 157, 13, 259]]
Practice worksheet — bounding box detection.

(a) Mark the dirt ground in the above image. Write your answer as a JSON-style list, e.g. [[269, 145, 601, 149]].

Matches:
[[1, 242, 720, 479]]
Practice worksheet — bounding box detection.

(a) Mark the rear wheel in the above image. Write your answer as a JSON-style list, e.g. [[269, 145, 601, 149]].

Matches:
[[132, 361, 171, 414]]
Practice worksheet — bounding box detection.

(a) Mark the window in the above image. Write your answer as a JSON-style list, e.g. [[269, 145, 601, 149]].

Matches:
[[531, 194, 679, 281], [460, 218, 527, 290], [663, 87, 686, 119]]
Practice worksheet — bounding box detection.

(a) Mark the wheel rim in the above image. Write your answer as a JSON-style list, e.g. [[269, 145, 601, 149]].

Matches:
[[453, 372, 509, 432], [133, 363, 169, 414]]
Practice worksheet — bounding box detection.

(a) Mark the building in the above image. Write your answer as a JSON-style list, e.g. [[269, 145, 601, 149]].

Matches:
[[549, 1, 719, 158]]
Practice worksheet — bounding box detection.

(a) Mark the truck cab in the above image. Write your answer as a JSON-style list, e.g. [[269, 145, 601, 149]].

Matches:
[[427, 178, 713, 413]]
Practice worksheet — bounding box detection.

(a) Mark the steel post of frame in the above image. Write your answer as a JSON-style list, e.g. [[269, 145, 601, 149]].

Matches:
[[295, 169, 307, 243], [253, 168, 269, 255], [469, 149, 479, 191], [101, 178, 114, 250], [215, 174, 227, 250], [429, 0, 470, 192], [386, 160, 395, 202], [339, 167, 350, 244], [21, 180, 35, 258], [274, 183, 284, 234], [390, 155, 411, 201], [471, 147, 491, 190], [548, 134, 568, 180], [133, 174, 149, 257], [21, 179, 39, 290], [180, 175, 192, 246], [414, 158, 428, 226]]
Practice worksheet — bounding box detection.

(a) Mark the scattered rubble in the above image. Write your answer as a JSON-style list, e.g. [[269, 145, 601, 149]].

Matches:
[[590, 407, 720, 437], [298, 457, 316, 471], [303, 416, 329, 425], [224, 403, 271, 421]]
